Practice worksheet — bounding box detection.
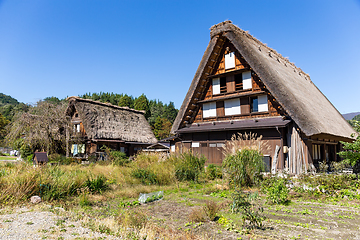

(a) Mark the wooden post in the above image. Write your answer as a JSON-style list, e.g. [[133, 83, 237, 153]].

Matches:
[[66, 119, 69, 158]]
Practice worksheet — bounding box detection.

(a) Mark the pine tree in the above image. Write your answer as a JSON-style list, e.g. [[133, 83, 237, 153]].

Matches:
[[162, 101, 178, 123], [153, 117, 172, 139], [134, 94, 150, 119], [118, 94, 134, 108]]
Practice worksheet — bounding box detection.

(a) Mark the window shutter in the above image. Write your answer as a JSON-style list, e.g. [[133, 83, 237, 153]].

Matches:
[[258, 95, 268, 112], [203, 102, 216, 118], [209, 102, 216, 117], [242, 71, 252, 90], [225, 52, 235, 69], [192, 142, 200, 148], [212, 78, 220, 95], [225, 98, 241, 116]]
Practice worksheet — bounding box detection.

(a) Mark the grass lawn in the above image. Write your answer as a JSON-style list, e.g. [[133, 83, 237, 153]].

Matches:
[[0, 156, 17, 160]]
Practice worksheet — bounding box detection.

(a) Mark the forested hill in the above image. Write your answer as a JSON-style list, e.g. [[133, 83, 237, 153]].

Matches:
[[0, 93, 29, 121], [0, 93, 19, 105]]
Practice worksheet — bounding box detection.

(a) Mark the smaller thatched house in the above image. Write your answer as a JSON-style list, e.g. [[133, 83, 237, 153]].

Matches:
[[65, 97, 157, 159]]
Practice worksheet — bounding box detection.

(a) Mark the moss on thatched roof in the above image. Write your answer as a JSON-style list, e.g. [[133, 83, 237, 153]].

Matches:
[[66, 97, 157, 144], [172, 21, 355, 141]]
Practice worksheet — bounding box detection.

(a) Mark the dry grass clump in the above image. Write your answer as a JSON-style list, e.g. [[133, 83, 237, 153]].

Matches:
[[203, 200, 222, 221], [188, 206, 207, 222], [222, 132, 270, 156]]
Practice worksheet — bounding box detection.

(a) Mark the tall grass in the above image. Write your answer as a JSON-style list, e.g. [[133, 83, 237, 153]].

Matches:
[[0, 151, 210, 205], [0, 162, 108, 204]]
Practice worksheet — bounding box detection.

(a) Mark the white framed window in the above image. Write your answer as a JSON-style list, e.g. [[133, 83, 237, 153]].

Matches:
[[258, 95, 268, 112], [191, 142, 200, 148], [212, 78, 220, 95], [225, 52, 235, 69], [73, 124, 80, 133], [203, 102, 216, 118], [251, 95, 268, 112], [242, 71, 252, 90], [224, 98, 241, 116], [171, 145, 175, 152]]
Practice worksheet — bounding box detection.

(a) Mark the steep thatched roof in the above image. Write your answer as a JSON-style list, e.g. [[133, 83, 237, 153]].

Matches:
[[172, 21, 355, 141], [66, 97, 157, 144]]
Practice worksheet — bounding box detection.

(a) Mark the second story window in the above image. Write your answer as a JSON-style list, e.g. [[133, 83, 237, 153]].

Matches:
[[251, 95, 268, 113], [213, 77, 227, 95], [220, 77, 227, 94], [224, 98, 240, 116], [242, 71, 252, 90], [212, 78, 220, 95], [235, 73, 243, 91], [203, 102, 216, 118]]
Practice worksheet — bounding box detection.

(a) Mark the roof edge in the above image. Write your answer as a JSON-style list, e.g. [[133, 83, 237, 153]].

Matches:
[[66, 96, 145, 115]]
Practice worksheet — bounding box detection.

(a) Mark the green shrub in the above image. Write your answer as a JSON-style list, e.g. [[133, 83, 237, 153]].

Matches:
[[131, 168, 158, 185], [222, 148, 264, 188], [172, 151, 206, 182], [85, 175, 108, 193], [206, 164, 222, 180], [262, 177, 289, 204], [109, 151, 129, 166], [330, 161, 348, 173], [27, 154, 34, 163], [231, 190, 265, 229], [48, 154, 73, 165]]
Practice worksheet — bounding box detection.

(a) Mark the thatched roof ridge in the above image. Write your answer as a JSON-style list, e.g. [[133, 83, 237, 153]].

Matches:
[[66, 96, 146, 114], [172, 21, 355, 141], [66, 96, 157, 144]]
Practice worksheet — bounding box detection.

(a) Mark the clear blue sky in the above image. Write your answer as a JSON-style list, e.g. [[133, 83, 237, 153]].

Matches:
[[0, 0, 359, 114]]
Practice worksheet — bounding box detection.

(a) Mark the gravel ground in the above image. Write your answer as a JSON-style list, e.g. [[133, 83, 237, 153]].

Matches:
[[0, 205, 119, 240]]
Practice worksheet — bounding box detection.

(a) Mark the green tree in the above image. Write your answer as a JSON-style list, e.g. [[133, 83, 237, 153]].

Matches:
[[153, 117, 171, 139], [0, 113, 10, 144], [148, 100, 164, 127], [162, 101, 178, 124], [118, 94, 134, 108], [134, 94, 150, 119], [43, 96, 61, 105], [338, 121, 360, 167]]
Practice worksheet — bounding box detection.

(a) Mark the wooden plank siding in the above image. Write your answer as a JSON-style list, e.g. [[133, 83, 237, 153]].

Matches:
[[176, 128, 285, 167]]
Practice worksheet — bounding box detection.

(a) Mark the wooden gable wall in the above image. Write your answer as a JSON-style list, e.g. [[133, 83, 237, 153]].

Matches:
[[192, 39, 287, 123]]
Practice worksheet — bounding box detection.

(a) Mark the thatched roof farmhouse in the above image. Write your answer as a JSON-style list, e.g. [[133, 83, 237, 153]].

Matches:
[[66, 96, 157, 159], [170, 21, 355, 174]]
